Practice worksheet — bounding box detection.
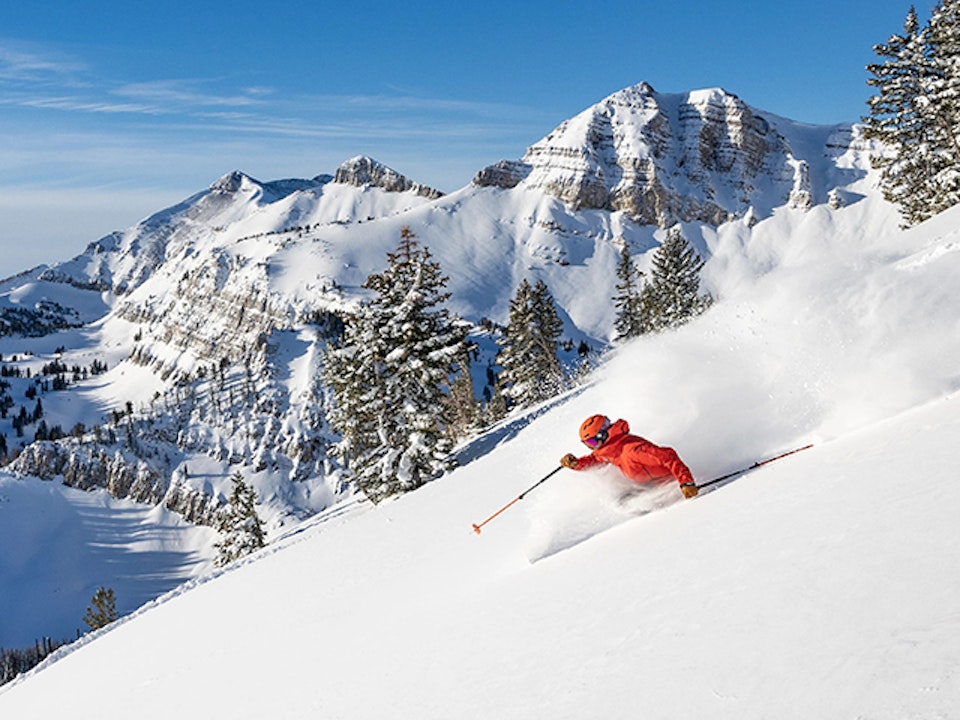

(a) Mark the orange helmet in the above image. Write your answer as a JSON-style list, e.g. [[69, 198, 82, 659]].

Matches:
[[579, 414, 611, 448]]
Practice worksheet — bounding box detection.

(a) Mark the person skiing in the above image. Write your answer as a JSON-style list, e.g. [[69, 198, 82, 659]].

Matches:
[[560, 414, 699, 498]]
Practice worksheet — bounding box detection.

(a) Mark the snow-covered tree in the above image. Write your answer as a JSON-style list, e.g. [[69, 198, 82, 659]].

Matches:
[[864, 3, 960, 225], [639, 227, 712, 333], [324, 227, 467, 502], [927, 0, 960, 205], [214, 472, 266, 567], [322, 311, 386, 485], [498, 278, 565, 408], [613, 243, 645, 340]]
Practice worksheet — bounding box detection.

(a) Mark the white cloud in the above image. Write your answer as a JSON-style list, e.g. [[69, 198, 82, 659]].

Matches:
[[112, 79, 268, 108], [0, 41, 86, 81]]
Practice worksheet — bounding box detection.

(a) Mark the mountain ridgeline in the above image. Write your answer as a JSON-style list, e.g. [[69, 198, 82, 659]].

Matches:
[[0, 82, 875, 530], [472, 83, 858, 224]]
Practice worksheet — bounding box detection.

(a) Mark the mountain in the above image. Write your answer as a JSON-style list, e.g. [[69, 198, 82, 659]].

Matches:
[[0, 158, 446, 526], [0, 81, 918, 651], [0, 82, 889, 522], [1, 191, 958, 716], [473, 83, 862, 225]]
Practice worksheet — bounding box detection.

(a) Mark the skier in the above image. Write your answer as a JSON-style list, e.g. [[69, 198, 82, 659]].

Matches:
[[560, 414, 699, 498]]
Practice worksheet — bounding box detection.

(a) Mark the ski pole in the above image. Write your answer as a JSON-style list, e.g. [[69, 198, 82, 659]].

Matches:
[[472, 466, 563, 535], [697, 443, 814, 490]]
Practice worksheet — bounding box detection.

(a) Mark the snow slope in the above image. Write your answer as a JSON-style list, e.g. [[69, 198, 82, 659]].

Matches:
[[0, 392, 956, 718], [0, 476, 216, 649], [1, 196, 959, 717]]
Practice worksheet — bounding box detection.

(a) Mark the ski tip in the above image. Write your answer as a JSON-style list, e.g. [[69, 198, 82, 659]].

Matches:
[[472, 523, 482, 535]]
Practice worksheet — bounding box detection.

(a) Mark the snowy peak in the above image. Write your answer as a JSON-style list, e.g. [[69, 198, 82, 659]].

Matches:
[[333, 155, 444, 199], [210, 170, 259, 194], [209, 170, 330, 205], [474, 82, 847, 225]]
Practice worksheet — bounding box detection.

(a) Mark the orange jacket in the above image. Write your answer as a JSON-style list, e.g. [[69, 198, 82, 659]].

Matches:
[[571, 419, 694, 486]]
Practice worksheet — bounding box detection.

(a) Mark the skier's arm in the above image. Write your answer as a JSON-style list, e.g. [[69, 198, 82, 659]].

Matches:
[[633, 441, 695, 486], [560, 453, 603, 471]]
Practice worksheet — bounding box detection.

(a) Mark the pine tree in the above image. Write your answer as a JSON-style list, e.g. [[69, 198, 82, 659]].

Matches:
[[214, 472, 266, 567], [613, 243, 645, 340], [324, 227, 467, 502], [498, 278, 535, 407], [322, 311, 386, 483], [865, 6, 943, 225], [498, 279, 565, 408], [927, 0, 960, 206], [483, 380, 508, 425], [864, 3, 960, 225], [638, 227, 712, 333], [445, 348, 481, 441], [83, 586, 118, 630]]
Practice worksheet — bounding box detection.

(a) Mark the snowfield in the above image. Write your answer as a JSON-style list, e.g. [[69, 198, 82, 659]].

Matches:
[[0, 477, 217, 649], [0, 394, 957, 718], [1, 192, 959, 717]]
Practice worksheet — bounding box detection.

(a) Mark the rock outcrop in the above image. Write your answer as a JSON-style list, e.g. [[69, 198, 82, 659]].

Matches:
[[334, 156, 443, 199], [474, 82, 818, 227]]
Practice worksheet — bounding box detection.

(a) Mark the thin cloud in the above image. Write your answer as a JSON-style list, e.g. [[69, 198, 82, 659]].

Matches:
[[292, 90, 540, 119], [14, 96, 163, 115], [0, 41, 86, 82], [112, 79, 268, 108], [0, 39, 548, 141]]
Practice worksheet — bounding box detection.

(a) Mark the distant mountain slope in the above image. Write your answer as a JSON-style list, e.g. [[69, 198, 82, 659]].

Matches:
[[0, 81, 893, 541]]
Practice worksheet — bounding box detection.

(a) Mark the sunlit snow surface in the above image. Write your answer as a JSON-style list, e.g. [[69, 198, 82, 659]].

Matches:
[[2, 197, 960, 717]]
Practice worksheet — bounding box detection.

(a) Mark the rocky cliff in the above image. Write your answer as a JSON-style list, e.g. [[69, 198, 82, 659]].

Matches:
[[334, 155, 444, 199], [474, 82, 824, 226]]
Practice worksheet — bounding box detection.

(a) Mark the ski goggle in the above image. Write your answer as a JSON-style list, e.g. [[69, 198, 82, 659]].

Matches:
[[583, 428, 609, 448]]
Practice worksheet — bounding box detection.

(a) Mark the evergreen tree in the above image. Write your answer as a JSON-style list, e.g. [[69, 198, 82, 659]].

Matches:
[[864, 3, 960, 225], [83, 586, 118, 630], [324, 227, 467, 502], [531, 280, 564, 379], [613, 243, 646, 340], [498, 278, 565, 408], [445, 348, 481, 441], [482, 380, 508, 425], [214, 472, 266, 567], [498, 278, 535, 407], [864, 6, 943, 225], [322, 313, 385, 486], [927, 0, 960, 205], [638, 227, 712, 333]]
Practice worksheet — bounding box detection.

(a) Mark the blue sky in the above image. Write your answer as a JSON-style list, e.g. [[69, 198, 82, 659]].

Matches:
[[0, 0, 934, 277]]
